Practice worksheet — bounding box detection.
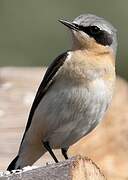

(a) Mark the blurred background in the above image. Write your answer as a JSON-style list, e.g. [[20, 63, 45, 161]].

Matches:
[[0, 0, 127, 79], [0, 1, 128, 179]]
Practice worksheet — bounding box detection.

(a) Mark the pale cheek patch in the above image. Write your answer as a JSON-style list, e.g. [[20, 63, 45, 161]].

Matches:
[[80, 31, 90, 39], [73, 30, 89, 40]]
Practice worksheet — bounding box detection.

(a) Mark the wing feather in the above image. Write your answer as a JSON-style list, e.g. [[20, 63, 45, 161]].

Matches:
[[21, 51, 68, 144]]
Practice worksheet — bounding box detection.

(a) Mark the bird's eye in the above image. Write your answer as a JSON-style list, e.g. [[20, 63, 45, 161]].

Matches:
[[89, 26, 101, 35], [78, 25, 101, 36]]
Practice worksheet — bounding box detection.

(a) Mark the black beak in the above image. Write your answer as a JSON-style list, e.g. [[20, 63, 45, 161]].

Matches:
[[58, 19, 79, 31]]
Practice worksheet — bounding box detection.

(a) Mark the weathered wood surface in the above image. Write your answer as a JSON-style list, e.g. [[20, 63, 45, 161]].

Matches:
[[0, 67, 128, 179], [0, 156, 105, 180]]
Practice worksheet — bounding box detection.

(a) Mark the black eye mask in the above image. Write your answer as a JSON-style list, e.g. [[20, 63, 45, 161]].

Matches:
[[73, 24, 113, 46]]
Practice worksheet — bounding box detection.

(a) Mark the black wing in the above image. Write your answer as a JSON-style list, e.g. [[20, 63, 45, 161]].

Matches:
[[20, 51, 68, 144]]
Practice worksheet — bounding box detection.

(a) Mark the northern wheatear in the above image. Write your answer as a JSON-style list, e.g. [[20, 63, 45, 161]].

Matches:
[[7, 14, 117, 171]]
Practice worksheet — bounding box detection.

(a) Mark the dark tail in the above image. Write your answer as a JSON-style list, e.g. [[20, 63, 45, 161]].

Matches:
[[7, 155, 20, 171]]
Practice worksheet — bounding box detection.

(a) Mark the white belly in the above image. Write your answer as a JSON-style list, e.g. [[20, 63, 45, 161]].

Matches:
[[29, 78, 113, 149]]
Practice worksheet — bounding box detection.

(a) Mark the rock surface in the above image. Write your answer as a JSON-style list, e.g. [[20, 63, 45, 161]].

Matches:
[[0, 67, 128, 179]]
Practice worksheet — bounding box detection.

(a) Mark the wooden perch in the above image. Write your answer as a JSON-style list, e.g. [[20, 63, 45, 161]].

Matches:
[[0, 156, 106, 180]]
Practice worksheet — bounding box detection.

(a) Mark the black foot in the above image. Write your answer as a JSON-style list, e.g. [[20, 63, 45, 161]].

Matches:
[[61, 148, 68, 160], [43, 141, 59, 163]]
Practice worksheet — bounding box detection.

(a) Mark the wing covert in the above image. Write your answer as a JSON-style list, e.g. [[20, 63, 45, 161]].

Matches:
[[21, 51, 69, 144]]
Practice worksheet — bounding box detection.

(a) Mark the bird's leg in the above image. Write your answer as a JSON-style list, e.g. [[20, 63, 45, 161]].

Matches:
[[61, 148, 68, 160], [43, 141, 59, 163]]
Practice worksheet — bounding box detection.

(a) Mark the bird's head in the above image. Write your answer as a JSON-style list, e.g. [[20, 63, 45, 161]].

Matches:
[[59, 14, 117, 56]]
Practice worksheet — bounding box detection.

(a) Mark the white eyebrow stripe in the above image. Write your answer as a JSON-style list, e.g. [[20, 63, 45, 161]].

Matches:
[[92, 23, 112, 34]]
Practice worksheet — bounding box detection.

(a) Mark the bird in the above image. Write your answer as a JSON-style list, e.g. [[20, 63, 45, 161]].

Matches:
[[7, 14, 117, 171]]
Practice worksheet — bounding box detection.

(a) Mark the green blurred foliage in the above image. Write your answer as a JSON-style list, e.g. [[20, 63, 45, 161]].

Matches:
[[0, 0, 127, 79]]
